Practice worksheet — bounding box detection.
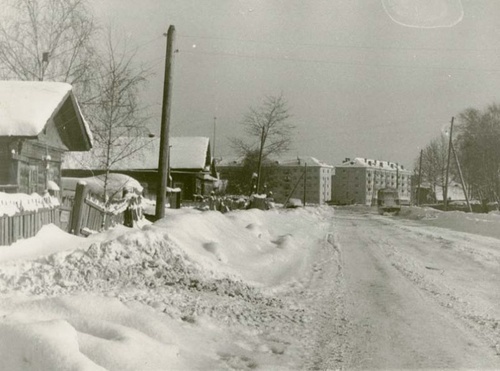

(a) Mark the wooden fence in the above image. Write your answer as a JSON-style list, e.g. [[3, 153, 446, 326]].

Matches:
[[66, 182, 129, 236], [0, 208, 60, 246], [75, 197, 125, 236], [0, 180, 139, 245]]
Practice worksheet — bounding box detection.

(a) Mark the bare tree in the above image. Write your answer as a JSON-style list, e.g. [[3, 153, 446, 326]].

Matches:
[[413, 134, 450, 198], [231, 94, 293, 193], [455, 105, 500, 202], [0, 0, 96, 86], [82, 29, 152, 203]]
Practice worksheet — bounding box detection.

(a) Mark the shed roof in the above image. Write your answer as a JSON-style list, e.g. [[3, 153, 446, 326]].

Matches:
[[63, 136, 211, 171], [0, 80, 92, 150]]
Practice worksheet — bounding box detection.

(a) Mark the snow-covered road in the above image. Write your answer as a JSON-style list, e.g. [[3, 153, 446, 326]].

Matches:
[[314, 207, 500, 369]]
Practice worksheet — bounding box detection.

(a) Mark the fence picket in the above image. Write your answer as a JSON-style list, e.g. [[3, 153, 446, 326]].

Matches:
[[0, 208, 60, 246]]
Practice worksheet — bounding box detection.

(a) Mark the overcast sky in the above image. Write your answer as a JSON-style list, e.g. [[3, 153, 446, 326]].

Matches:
[[90, 0, 500, 168]]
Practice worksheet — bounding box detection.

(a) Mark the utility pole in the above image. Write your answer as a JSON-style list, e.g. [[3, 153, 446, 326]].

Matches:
[[303, 162, 307, 207], [256, 126, 265, 194], [396, 163, 399, 191], [212, 116, 216, 159], [443, 117, 454, 211], [451, 142, 472, 212], [155, 25, 176, 220], [417, 149, 423, 206]]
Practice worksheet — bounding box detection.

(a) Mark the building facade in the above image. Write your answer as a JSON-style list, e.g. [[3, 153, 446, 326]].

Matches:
[[332, 157, 412, 206], [63, 137, 217, 201], [270, 157, 333, 205], [218, 156, 334, 205], [0, 81, 92, 195]]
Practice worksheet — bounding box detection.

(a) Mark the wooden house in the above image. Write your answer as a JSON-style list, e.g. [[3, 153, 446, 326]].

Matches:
[[0, 81, 92, 195], [62, 136, 218, 201]]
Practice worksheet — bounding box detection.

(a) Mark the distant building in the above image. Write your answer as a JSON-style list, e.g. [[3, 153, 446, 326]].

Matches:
[[0, 81, 92, 195], [270, 157, 333, 205], [332, 157, 412, 206], [63, 137, 218, 201], [217, 156, 334, 205]]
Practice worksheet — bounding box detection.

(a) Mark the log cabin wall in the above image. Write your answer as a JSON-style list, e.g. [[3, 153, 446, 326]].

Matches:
[[0, 133, 65, 195]]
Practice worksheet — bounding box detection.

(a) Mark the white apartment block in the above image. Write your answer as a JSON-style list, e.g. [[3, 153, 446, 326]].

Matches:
[[332, 157, 412, 206], [270, 156, 333, 205]]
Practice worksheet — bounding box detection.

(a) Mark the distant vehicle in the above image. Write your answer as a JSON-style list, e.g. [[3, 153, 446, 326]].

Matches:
[[377, 188, 400, 215]]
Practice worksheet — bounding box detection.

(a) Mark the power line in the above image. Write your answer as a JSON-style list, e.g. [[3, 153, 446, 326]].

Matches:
[[178, 34, 500, 53], [177, 49, 500, 74]]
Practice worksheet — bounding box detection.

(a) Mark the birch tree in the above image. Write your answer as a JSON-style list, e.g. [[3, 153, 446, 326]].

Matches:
[[0, 0, 96, 86], [82, 30, 151, 202]]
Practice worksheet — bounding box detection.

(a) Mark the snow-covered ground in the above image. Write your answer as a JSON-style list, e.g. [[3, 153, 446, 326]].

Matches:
[[0, 205, 499, 370]]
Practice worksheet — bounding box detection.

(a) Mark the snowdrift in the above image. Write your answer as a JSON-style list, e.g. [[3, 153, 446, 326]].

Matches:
[[0, 206, 332, 370]]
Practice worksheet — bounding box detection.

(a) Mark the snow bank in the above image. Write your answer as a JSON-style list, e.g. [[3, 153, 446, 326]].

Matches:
[[398, 206, 500, 240], [0, 206, 335, 369], [0, 295, 190, 370], [0, 224, 88, 262]]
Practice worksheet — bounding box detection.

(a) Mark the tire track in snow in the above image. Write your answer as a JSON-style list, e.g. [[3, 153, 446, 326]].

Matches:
[[359, 212, 500, 359]]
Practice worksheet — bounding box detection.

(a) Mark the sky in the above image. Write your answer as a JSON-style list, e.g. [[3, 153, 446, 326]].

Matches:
[[90, 0, 500, 169]]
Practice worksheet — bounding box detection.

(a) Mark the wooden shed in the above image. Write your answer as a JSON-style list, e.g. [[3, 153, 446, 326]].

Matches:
[[0, 81, 92, 195], [63, 136, 216, 201]]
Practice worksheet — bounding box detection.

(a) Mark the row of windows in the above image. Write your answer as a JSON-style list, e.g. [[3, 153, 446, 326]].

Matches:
[[367, 173, 408, 179]]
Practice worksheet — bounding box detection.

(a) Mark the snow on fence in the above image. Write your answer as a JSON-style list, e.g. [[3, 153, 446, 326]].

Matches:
[[77, 195, 126, 235], [0, 192, 60, 246], [67, 182, 137, 236]]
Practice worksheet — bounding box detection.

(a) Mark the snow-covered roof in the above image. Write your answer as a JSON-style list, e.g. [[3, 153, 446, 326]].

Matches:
[[63, 136, 210, 171], [336, 157, 409, 172], [0, 80, 92, 150], [275, 156, 333, 168], [217, 156, 333, 168], [216, 157, 244, 167]]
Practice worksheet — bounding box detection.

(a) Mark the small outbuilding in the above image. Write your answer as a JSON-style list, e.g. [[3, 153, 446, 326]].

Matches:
[[62, 136, 217, 201], [0, 81, 92, 195]]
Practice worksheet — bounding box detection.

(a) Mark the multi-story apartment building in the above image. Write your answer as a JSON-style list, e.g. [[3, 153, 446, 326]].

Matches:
[[332, 157, 412, 206], [270, 157, 333, 205], [217, 156, 334, 205]]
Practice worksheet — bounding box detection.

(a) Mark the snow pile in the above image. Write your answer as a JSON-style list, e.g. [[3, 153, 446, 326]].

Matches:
[[0, 192, 60, 217], [0, 295, 188, 370], [4, 204, 500, 369], [62, 174, 143, 200], [0, 206, 332, 370], [398, 206, 500, 240], [0, 224, 89, 262], [0, 208, 313, 297]]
